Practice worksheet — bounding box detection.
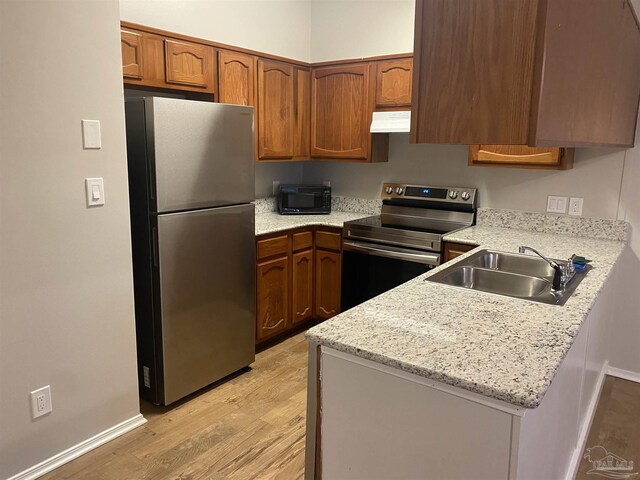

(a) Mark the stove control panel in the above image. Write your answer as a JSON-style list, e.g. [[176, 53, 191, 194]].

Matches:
[[381, 183, 477, 205]]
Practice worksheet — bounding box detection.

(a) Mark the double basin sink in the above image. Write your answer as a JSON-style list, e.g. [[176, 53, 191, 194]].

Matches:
[[428, 249, 591, 306]]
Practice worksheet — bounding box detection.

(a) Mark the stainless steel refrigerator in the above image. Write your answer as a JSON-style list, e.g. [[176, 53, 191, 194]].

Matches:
[[125, 97, 256, 406]]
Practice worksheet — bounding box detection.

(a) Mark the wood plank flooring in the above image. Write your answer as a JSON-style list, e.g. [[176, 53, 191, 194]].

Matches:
[[41, 333, 309, 480], [41, 337, 639, 480], [576, 375, 640, 479]]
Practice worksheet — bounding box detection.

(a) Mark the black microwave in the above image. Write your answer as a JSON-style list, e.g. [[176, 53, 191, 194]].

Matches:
[[278, 184, 331, 215]]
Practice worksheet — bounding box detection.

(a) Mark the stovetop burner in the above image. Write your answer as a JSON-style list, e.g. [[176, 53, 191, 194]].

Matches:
[[347, 215, 456, 236], [343, 183, 478, 253]]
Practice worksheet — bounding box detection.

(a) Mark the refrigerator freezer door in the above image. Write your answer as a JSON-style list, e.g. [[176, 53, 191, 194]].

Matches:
[[156, 204, 256, 404], [148, 97, 255, 212]]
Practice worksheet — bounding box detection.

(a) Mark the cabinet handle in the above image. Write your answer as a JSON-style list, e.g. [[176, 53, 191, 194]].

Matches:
[[297, 307, 310, 316], [263, 317, 285, 330]]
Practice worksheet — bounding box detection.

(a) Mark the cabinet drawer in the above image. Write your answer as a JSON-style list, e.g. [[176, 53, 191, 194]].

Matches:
[[315, 231, 341, 251], [257, 234, 290, 259], [292, 231, 313, 252]]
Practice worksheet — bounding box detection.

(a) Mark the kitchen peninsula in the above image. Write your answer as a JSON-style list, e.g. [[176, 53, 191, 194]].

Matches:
[[304, 216, 628, 480]]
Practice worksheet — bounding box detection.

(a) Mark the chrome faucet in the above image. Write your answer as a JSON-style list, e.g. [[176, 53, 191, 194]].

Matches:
[[518, 246, 568, 290]]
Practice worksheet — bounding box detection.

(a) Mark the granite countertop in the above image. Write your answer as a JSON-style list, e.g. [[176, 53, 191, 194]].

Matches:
[[255, 211, 368, 236], [306, 225, 626, 409]]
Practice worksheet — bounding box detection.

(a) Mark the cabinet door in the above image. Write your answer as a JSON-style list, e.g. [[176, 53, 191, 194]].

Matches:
[[375, 59, 412, 108], [315, 249, 341, 320], [256, 255, 289, 341], [164, 39, 213, 89], [411, 0, 538, 144], [292, 249, 314, 324], [121, 30, 144, 79], [311, 64, 371, 160], [294, 68, 311, 159], [258, 59, 295, 159], [468, 145, 574, 170], [218, 50, 256, 106]]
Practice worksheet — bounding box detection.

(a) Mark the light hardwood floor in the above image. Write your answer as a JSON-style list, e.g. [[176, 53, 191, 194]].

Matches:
[[42, 336, 639, 480], [576, 375, 640, 479], [41, 333, 309, 480]]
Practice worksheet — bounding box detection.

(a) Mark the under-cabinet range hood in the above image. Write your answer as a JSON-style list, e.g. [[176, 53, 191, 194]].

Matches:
[[370, 111, 411, 133]]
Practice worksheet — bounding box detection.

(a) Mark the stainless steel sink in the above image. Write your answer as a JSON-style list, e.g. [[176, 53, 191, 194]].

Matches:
[[467, 250, 557, 281], [428, 249, 591, 305], [437, 266, 551, 298]]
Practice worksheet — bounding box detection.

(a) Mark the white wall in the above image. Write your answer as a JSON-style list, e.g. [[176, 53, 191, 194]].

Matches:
[[0, 1, 140, 478], [256, 162, 305, 198], [310, 0, 415, 62], [304, 137, 626, 219], [119, 0, 311, 61], [608, 105, 640, 375]]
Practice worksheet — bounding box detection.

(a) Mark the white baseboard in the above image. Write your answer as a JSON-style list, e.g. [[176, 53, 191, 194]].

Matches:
[[607, 366, 640, 383], [565, 361, 609, 480], [7, 414, 146, 480]]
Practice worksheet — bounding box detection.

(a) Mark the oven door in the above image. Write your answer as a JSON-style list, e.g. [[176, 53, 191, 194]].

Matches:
[[341, 240, 440, 312]]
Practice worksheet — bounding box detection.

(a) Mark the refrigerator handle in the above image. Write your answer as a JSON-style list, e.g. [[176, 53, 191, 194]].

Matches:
[[152, 227, 159, 267], [149, 168, 156, 200]]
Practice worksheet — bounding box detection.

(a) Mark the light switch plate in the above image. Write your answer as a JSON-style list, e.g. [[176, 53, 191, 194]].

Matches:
[[569, 197, 584, 216], [82, 120, 101, 149], [85, 178, 105, 207], [547, 195, 567, 214]]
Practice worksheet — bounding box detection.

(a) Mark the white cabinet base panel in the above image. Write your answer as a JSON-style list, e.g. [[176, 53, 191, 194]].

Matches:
[[321, 348, 513, 480]]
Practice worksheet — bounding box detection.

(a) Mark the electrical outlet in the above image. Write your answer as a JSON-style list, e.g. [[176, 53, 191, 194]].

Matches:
[[323, 180, 331, 187], [569, 197, 584, 216], [30, 385, 52, 419], [547, 196, 568, 214], [272, 181, 280, 195]]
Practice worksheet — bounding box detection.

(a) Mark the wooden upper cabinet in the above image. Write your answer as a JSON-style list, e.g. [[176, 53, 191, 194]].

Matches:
[[530, 0, 640, 147], [294, 68, 311, 159], [121, 30, 144, 79], [218, 50, 256, 106], [374, 58, 412, 109], [469, 145, 574, 170], [411, 0, 640, 147], [121, 25, 215, 94], [258, 59, 295, 159], [122, 30, 168, 90], [311, 63, 371, 160], [164, 39, 214, 89]]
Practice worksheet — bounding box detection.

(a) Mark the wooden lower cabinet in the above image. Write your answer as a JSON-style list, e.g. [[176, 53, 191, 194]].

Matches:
[[256, 255, 289, 341], [292, 249, 314, 324], [256, 227, 342, 343], [443, 241, 477, 263], [315, 249, 341, 319]]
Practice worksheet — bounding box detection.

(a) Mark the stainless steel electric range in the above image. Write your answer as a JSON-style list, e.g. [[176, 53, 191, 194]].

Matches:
[[341, 183, 478, 311]]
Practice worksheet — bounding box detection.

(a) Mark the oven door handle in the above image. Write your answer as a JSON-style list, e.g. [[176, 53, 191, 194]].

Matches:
[[343, 241, 440, 266]]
